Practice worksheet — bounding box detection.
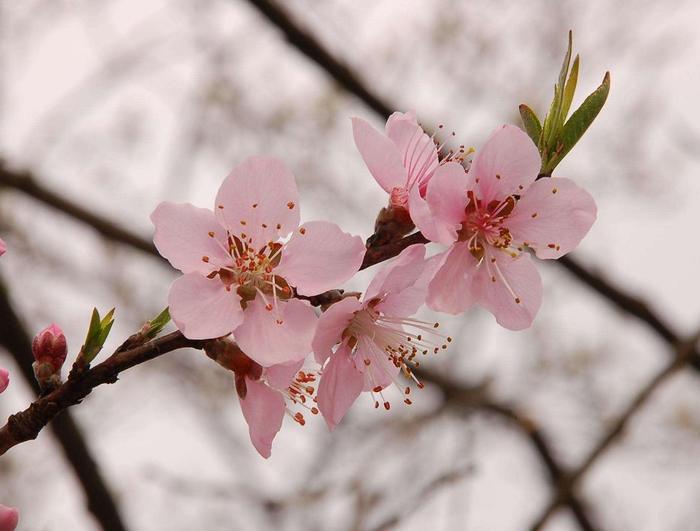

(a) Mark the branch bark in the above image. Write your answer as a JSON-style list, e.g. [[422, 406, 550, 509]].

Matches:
[[0, 276, 130, 531]]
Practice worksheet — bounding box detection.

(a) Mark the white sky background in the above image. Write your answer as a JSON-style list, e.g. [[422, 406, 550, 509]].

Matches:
[[1, 0, 700, 530]]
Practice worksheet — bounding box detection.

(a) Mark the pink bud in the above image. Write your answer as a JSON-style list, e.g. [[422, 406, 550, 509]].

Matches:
[[0, 504, 19, 531], [32, 324, 67, 372], [0, 368, 8, 394], [0, 238, 6, 257]]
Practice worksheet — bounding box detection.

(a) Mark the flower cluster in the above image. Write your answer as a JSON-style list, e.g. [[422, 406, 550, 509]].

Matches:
[[151, 112, 596, 457]]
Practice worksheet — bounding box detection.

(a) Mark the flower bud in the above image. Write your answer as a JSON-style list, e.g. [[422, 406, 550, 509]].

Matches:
[[0, 504, 19, 531], [32, 324, 67, 392], [0, 238, 6, 257], [0, 368, 9, 394], [32, 324, 67, 371]]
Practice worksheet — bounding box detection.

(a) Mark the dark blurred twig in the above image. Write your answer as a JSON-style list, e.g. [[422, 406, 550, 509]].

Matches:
[[528, 334, 699, 530], [0, 276, 129, 531], [419, 370, 600, 531], [243, 0, 394, 119], [0, 164, 158, 257]]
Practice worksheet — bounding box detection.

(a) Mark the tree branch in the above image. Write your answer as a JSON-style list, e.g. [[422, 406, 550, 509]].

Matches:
[[0, 276, 130, 531], [0, 330, 203, 456], [527, 335, 698, 531]]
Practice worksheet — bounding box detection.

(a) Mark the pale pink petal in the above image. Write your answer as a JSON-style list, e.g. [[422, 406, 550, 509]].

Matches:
[[351, 117, 408, 193], [317, 345, 364, 431], [235, 297, 316, 367], [426, 243, 480, 314], [354, 337, 398, 392], [365, 244, 429, 316], [0, 368, 9, 394], [507, 177, 597, 259], [475, 249, 542, 330], [276, 221, 365, 296], [0, 505, 18, 531], [385, 113, 438, 188], [215, 156, 300, 249], [151, 202, 231, 275], [312, 297, 363, 364], [168, 273, 244, 340], [264, 359, 304, 390], [385, 110, 416, 135], [410, 163, 468, 245], [468, 125, 541, 203], [239, 379, 286, 458], [0, 238, 6, 257], [365, 244, 426, 301]]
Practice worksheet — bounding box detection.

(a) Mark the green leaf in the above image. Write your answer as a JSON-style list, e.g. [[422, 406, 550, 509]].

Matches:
[[519, 104, 542, 146], [80, 307, 116, 365], [545, 71, 611, 174], [561, 55, 579, 121], [144, 307, 171, 340], [545, 31, 574, 147]]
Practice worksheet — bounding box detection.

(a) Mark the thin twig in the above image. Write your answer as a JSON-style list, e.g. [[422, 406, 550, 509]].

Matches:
[[528, 335, 698, 531], [0, 276, 130, 531]]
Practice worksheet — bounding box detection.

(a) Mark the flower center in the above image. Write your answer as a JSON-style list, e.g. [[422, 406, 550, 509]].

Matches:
[[342, 302, 451, 409], [459, 192, 516, 259], [205, 233, 292, 315]]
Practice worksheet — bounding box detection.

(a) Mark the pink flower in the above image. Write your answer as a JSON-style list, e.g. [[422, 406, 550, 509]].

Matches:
[[210, 341, 316, 458], [152, 156, 366, 367], [0, 368, 8, 394], [0, 505, 18, 531], [352, 111, 464, 212], [0, 238, 5, 257], [313, 245, 449, 430], [411, 125, 597, 330]]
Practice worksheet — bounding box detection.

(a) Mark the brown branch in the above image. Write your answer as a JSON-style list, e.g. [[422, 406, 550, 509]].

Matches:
[[0, 330, 202, 456], [243, 0, 394, 120], [0, 276, 130, 531], [419, 370, 601, 531], [0, 163, 158, 258], [527, 336, 698, 531]]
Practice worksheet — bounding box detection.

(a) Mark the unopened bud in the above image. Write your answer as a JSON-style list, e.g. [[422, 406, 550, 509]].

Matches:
[[0, 368, 9, 394], [0, 504, 19, 531], [0, 238, 6, 257], [32, 324, 67, 371], [32, 324, 67, 392]]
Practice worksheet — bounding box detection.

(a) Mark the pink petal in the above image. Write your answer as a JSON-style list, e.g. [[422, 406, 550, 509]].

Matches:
[[384, 110, 416, 135], [410, 162, 468, 245], [168, 273, 244, 340], [0, 505, 18, 531], [317, 345, 364, 431], [351, 117, 408, 193], [239, 379, 286, 458], [312, 297, 363, 364], [354, 337, 398, 391], [264, 359, 304, 390], [507, 177, 597, 259], [276, 221, 365, 296], [0, 368, 9, 394], [215, 157, 300, 249], [475, 249, 542, 330], [426, 243, 479, 314], [235, 297, 317, 367], [365, 244, 429, 316], [0, 238, 6, 257], [384, 112, 438, 188], [468, 125, 541, 203], [151, 202, 231, 275]]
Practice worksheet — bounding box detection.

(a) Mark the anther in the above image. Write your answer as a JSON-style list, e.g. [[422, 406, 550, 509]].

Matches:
[[287, 202, 295, 209], [299, 227, 306, 235], [202, 256, 210, 263], [552, 187, 558, 194], [208, 231, 215, 237]]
